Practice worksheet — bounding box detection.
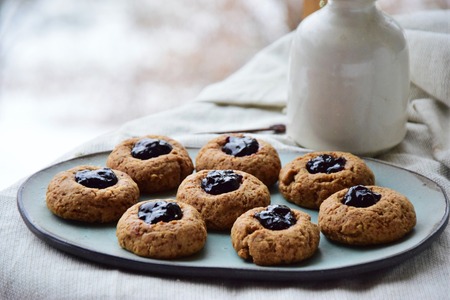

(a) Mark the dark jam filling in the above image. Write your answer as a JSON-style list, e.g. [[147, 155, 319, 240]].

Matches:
[[201, 170, 243, 195], [131, 138, 173, 160], [75, 168, 118, 189], [222, 136, 259, 157], [306, 154, 347, 174], [254, 204, 297, 230], [343, 185, 381, 208], [138, 201, 183, 224]]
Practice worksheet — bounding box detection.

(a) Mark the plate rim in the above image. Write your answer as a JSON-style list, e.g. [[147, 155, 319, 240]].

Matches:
[[16, 149, 450, 281]]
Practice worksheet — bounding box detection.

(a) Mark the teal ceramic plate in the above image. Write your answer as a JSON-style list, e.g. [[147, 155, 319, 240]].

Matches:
[[17, 149, 449, 281]]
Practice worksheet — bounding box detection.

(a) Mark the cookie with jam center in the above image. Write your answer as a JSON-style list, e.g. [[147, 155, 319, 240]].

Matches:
[[46, 165, 139, 223], [318, 185, 416, 245], [106, 135, 194, 194], [176, 169, 270, 231], [278, 151, 375, 210], [195, 134, 281, 187], [231, 205, 320, 266], [116, 199, 207, 259]]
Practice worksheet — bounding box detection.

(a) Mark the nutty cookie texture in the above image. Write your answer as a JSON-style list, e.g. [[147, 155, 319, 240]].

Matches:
[[106, 135, 194, 194], [46, 165, 139, 223], [318, 186, 416, 246], [231, 205, 320, 266], [195, 134, 281, 187], [278, 151, 375, 210], [116, 199, 207, 259], [176, 169, 271, 230]]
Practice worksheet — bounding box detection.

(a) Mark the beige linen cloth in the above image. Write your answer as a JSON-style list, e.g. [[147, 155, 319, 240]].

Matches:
[[1, 10, 449, 299]]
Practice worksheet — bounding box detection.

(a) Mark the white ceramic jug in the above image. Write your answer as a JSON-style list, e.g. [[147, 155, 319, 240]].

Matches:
[[287, 0, 409, 156]]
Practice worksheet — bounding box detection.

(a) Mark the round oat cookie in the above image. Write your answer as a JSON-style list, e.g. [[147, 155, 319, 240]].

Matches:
[[278, 151, 375, 210], [231, 205, 320, 266], [116, 199, 207, 259], [318, 185, 416, 246], [46, 165, 140, 223], [106, 135, 194, 194], [195, 134, 281, 187], [176, 169, 271, 231]]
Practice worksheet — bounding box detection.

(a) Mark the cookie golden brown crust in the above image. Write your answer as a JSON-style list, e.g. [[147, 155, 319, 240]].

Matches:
[[46, 165, 140, 223], [116, 199, 207, 259], [194, 134, 281, 187], [176, 170, 271, 231], [318, 186, 416, 246], [106, 135, 194, 194], [231, 207, 320, 266], [278, 151, 375, 210]]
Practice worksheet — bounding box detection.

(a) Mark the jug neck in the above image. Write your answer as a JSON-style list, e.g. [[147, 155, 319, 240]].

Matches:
[[327, 0, 376, 11]]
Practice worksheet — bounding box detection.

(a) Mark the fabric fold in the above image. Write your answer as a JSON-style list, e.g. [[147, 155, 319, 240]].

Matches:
[[405, 29, 450, 105], [195, 33, 291, 108]]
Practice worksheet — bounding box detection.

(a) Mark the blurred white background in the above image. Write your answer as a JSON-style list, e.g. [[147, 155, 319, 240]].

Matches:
[[0, 0, 446, 190], [0, 0, 293, 190]]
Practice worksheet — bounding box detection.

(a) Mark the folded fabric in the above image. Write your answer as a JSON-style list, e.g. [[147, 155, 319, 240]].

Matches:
[[195, 33, 291, 108], [195, 10, 450, 109]]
